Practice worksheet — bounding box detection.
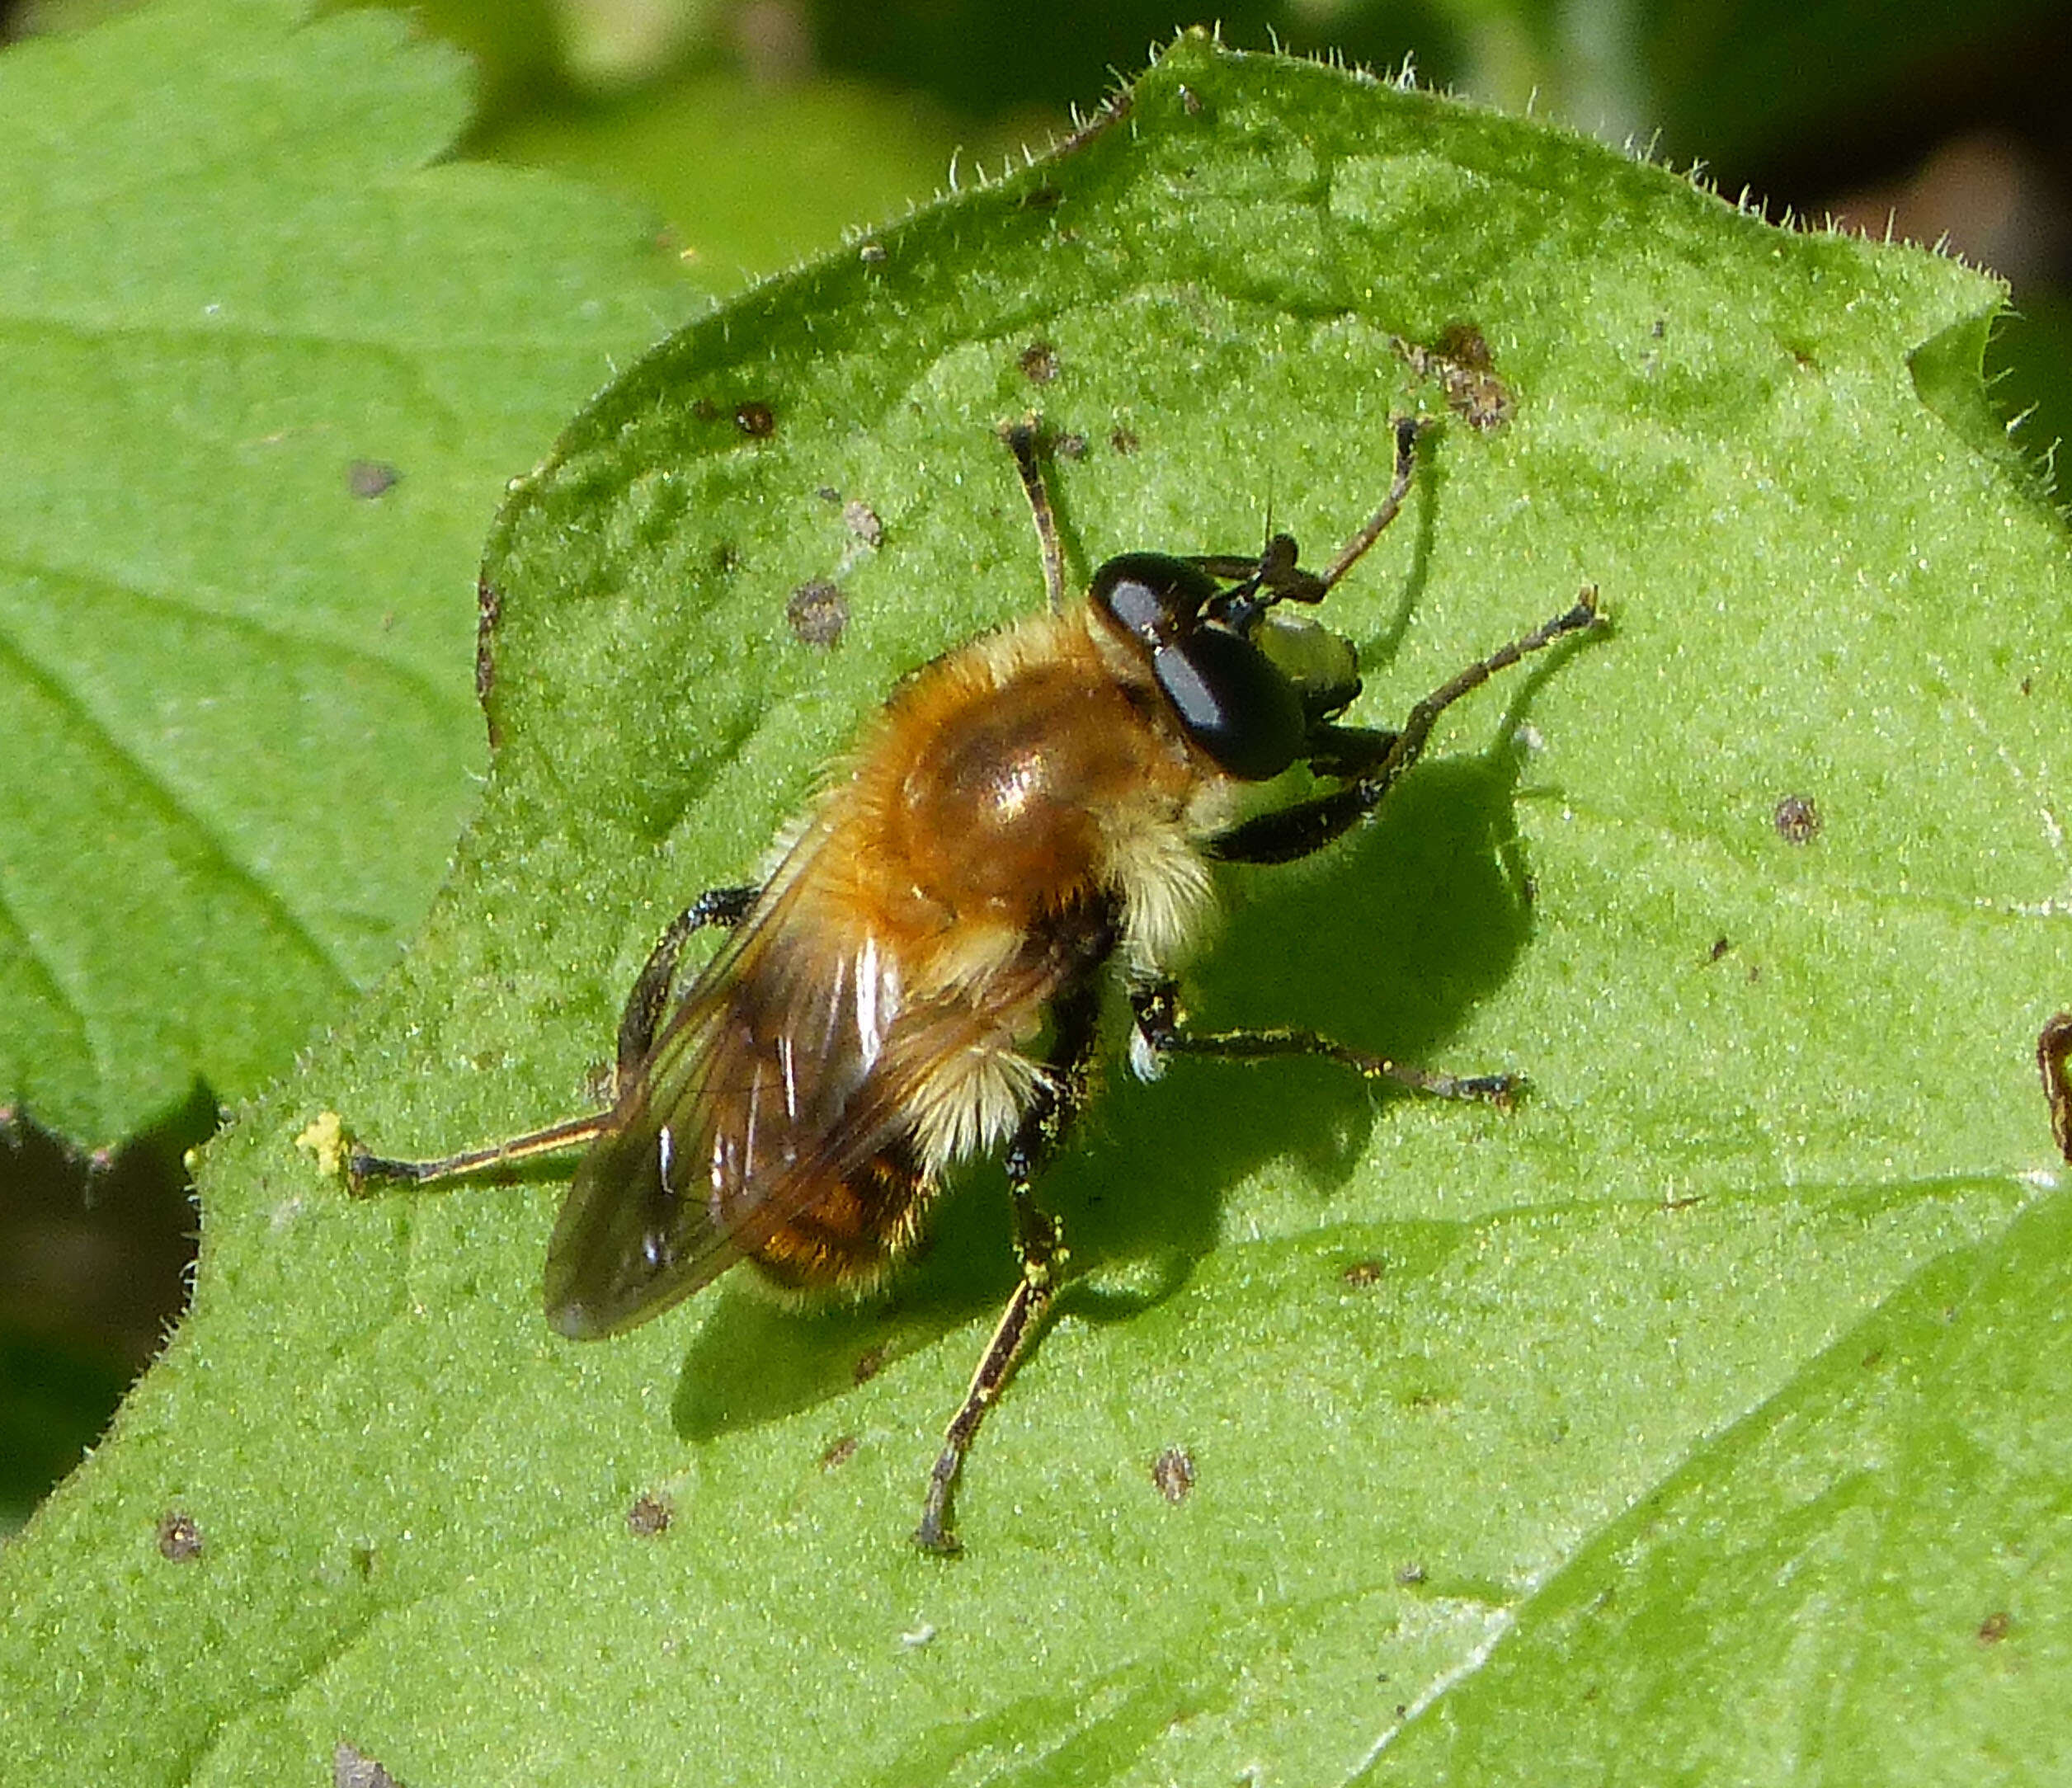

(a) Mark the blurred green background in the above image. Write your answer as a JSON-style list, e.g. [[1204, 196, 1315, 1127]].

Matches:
[[4, 0, 2069, 1529]]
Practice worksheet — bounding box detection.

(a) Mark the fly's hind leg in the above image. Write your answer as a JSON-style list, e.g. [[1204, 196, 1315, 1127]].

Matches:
[[346, 1108, 623, 1191], [914, 953, 1109, 1555], [611, 882, 760, 1082], [1131, 981, 1519, 1108], [346, 880, 761, 1192]]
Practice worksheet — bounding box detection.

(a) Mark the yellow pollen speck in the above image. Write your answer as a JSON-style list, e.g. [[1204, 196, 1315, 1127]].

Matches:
[[294, 1110, 349, 1178]]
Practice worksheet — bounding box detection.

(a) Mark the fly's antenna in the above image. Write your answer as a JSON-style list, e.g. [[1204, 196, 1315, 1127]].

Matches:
[[1001, 416, 1067, 612], [1315, 414, 1426, 595]]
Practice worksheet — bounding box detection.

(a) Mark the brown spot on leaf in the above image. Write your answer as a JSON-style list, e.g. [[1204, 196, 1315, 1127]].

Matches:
[[474, 576, 502, 715], [1773, 794, 1821, 844], [626, 1493, 673, 1537], [842, 499, 883, 548], [1397, 323, 1514, 431], [786, 581, 848, 648], [1151, 1447, 1197, 1503], [2038, 1013, 2072, 1161], [156, 1509, 203, 1561], [335, 1740, 404, 1788]]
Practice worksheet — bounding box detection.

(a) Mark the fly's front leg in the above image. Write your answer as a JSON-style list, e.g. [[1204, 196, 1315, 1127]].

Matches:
[[347, 881, 761, 1192], [1001, 416, 1069, 614], [914, 968, 1105, 1555], [1208, 591, 1603, 868], [1130, 981, 1519, 1108]]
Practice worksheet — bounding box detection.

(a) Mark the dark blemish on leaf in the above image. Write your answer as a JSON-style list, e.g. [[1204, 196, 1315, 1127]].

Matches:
[[156, 1509, 203, 1561], [334, 1740, 404, 1788], [1018, 185, 1062, 211], [843, 499, 884, 548], [1055, 431, 1088, 460], [346, 460, 399, 500], [709, 540, 742, 577], [735, 401, 777, 438], [1861, 1347, 1884, 1369], [1706, 935, 1734, 964], [1978, 1610, 2013, 1644], [1773, 794, 1821, 844], [1019, 341, 1059, 385], [1109, 426, 1139, 456], [853, 1343, 888, 1385], [351, 1544, 378, 1579], [692, 398, 720, 422], [2037, 1012, 2072, 1161], [1396, 323, 1514, 431], [1434, 321, 1492, 365], [786, 581, 849, 648], [815, 485, 841, 503], [474, 576, 502, 715], [820, 1433, 860, 1470], [626, 1492, 673, 1537], [1179, 84, 1203, 116], [1151, 1447, 1197, 1503], [1661, 1193, 1706, 1211], [1341, 1259, 1386, 1287]]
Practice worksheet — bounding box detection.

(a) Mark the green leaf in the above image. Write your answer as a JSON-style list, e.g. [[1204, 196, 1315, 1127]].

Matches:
[[7, 28, 2072, 1786], [478, 67, 969, 299], [0, 0, 692, 1144]]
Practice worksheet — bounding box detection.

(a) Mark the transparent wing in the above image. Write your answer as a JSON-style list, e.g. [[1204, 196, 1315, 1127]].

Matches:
[[542, 845, 921, 1338]]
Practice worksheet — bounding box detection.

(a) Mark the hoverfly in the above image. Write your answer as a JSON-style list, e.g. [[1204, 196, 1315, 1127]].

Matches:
[[350, 414, 1599, 1552]]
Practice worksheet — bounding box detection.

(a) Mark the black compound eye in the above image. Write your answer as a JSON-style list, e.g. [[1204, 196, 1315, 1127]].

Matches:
[[1152, 625, 1307, 780], [1090, 554, 1222, 648], [1092, 553, 1308, 779]]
